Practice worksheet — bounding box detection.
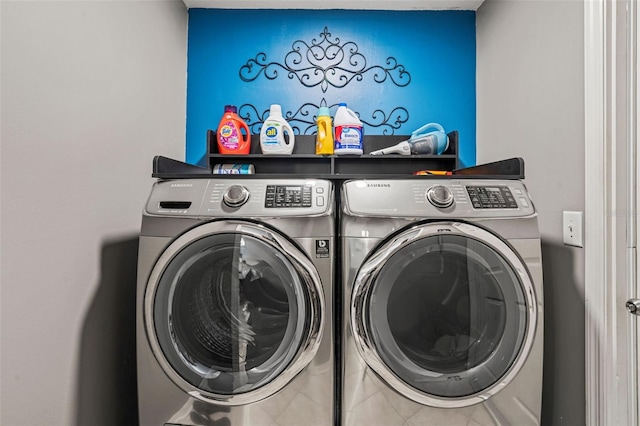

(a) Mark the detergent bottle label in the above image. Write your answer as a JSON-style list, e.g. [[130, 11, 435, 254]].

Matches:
[[262, 124, 280, 145], [219, 122, 239, 149], [335, 125, 363, 150], [260, 113, 295, 155]]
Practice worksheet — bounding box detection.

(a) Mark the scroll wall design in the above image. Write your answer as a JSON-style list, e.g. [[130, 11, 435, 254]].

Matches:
[[239, 27, 411, 92], [238, 27, 411, 134]]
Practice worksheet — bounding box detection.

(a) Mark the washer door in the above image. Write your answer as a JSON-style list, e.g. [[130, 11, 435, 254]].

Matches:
[[145, 220, 324, 405], [351, 221, 537, 408]]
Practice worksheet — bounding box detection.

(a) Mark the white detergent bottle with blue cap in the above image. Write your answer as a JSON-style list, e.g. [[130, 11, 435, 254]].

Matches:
[[260, 104, 295, 155], [334, 103, 363, 155]]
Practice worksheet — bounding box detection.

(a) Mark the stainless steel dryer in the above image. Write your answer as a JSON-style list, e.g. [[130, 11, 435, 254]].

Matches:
[[137, 178, 334, 426], [341, 179, 543, 426]]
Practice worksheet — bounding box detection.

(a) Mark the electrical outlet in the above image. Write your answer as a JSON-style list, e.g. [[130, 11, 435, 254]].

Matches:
[[563, 211, 584, 247]]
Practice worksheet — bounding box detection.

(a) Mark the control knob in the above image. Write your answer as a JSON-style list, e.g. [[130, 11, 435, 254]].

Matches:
[[427, 185, 454, 209], [223, 185, 250, 208]]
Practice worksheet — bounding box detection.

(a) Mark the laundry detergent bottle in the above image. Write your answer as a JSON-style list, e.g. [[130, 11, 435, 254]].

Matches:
[[334, 103, 363, 155], [216, 105, 251, 154], [315, 106, 334, 155], [260, 104, 295, 155]]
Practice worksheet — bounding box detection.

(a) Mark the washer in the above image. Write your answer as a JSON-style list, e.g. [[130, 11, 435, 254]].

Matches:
[[340, 179, 543, 425], [137, 178, 334, 426]]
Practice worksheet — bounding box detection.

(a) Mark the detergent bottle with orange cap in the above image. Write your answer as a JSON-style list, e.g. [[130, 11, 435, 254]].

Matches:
[[216, 105, 251, 154]]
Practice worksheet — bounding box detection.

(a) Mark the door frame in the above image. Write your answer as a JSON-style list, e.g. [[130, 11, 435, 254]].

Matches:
[[584, 0, 638, 424]]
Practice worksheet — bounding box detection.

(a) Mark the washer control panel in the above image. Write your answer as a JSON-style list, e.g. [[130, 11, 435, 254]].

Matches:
[[265, 184, 313, 208], [145, 178, 332, 217]]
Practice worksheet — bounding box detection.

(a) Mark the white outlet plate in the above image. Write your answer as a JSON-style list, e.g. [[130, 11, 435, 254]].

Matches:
[[563, 211, 584, 247]]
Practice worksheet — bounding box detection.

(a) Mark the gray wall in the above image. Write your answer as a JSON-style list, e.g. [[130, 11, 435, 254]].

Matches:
[[0, 1, 188, 425], [477, 1, 585, 425]]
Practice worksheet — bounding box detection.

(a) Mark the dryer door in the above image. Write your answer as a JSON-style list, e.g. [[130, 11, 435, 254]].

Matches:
[[144, 220, 324, 405], [351, 221, 537, 408]]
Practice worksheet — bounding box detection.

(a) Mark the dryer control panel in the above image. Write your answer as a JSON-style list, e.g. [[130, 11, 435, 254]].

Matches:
[[342, 179, 535, 218], [466, 185, 518, 209]]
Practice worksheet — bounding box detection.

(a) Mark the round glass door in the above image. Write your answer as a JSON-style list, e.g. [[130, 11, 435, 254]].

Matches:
[[351, 221, 537, 407], [145, 221, 323, 405]]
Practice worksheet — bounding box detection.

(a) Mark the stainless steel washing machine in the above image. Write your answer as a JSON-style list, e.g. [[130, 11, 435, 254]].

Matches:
[[136, 178, 334, 426], [341, 179, 543, 426]]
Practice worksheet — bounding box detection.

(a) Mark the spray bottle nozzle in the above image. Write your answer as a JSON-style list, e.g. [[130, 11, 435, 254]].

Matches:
[[370, 141, 411, 155]]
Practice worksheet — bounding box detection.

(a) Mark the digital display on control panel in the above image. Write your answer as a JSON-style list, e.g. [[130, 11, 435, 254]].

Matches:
[[265, 185, 312, 208], [466, 186, 518, 209]]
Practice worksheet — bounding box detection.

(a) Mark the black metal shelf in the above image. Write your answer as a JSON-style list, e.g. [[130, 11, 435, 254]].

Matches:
[[206, 131, 460, 177], [152, 131, 525, 180], [152, 155, 525, 180]]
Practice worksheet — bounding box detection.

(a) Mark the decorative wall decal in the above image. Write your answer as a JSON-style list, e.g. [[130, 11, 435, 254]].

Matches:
[[359, 107, 410, 135], [239, 27, 412, 93], [239, 102, 409, 135]]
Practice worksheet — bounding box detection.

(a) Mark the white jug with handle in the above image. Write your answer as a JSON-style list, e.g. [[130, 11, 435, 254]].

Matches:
[[260, 104, 296, 155]]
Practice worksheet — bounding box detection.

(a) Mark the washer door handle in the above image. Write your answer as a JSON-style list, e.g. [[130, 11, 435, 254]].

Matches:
[[626, 298, 640, 316]]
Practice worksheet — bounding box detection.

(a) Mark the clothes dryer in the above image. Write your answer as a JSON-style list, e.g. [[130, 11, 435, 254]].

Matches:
[[340, 179, 543, 425], [137, 178, 334, 426]]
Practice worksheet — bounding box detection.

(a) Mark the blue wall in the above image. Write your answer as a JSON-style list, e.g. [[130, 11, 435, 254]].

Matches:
[[186, 9, 476, 167]]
